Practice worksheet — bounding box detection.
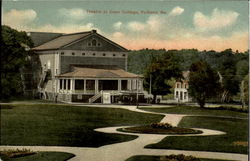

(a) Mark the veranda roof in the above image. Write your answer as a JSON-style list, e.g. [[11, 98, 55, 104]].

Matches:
[[57, 66, 142, 78]]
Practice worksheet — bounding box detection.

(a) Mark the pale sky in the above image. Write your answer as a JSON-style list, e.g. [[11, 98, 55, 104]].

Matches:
[[2, 0, 249, 52]]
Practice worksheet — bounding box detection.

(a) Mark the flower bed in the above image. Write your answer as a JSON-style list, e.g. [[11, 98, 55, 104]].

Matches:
[[119, 122, 202, 135]]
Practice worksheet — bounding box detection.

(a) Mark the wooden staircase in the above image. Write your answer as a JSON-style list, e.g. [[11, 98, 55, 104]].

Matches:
[[89, 92, 102, 103]]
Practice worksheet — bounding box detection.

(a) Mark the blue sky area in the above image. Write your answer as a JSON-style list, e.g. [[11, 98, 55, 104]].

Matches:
[[2, 0, 249, 51]]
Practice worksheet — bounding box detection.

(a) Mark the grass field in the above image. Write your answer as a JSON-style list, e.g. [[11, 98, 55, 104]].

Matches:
[[0, 151, 75, 161], [146, 116, 248, 154], [0, 104, 163, 147], [139, 106, 248, 118]]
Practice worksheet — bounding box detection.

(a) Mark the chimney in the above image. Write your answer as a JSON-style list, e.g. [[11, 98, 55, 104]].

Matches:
[[92, 29, 97, 33]]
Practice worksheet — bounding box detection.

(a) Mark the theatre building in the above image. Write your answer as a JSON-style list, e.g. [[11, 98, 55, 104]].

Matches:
[[29, 30, 145, 103]]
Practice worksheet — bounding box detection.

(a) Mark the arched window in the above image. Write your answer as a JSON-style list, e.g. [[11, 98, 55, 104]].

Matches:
[[92, 39, 97, 46]]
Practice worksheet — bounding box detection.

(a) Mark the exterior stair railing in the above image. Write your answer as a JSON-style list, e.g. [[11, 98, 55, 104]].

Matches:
[[89, 91, 103, 103]]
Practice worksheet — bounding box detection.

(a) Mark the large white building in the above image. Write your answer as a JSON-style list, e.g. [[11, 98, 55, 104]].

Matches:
[[29, 30, 145, 103]]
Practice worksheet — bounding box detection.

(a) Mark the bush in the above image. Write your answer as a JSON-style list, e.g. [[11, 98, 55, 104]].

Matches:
[[151, 122, 173, 129], [0, 148, 35, 158], [160, 154, 200, 161]]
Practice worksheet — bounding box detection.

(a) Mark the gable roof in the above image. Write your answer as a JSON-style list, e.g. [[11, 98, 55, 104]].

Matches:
[[32, 30, 128, 51], [28, 32, 63, 47], [57, 66, 142, 78], [32, 31, 92, 50]]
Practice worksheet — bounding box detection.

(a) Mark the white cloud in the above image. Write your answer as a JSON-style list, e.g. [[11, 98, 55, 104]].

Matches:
[[127, 21, 146, 31], [58, 8, 88, 20], [194, 8, 239, 31], [35, 23, 95, 33], [169, 6, 184, 16], [2, 9, 37, 29], [113, 21, 122, 30], [2, 9, 98, 34], [147, 15, 161, 31], [112, 32, 124, 38]]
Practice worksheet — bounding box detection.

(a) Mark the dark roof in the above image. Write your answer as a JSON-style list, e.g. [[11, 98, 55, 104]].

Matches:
[[32, 31, 92, 50], [32, 30, 128, 51], [28, 32, 63, 47], [57, 66, 142, 78]]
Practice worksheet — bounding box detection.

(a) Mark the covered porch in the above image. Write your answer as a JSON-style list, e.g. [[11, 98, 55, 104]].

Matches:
[[56, 66, 144, 103]]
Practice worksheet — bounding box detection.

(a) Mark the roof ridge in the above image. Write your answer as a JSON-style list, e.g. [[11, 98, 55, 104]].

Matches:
[[62, 31, 92, 36]]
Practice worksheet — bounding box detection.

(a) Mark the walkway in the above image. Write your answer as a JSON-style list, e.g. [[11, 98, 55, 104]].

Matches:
[[0, 105, 248, 161]]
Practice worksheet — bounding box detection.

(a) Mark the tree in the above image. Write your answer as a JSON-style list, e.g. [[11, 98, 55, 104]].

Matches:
[[188, 60, 221, 108], [144, 52, 182, 103], [241, 74, 249, 109], [0, 25, 33, 100], [218, 49, 240, 102]]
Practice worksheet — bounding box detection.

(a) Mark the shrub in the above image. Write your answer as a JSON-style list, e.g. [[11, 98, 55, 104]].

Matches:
[[160, 154, 200, 161], [151, 122, 173, 129], [0, 148, 35, 158]]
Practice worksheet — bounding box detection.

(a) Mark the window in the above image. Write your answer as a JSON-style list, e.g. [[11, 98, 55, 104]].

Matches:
[[82, 53, 85, 56], [60, 79, 63, 89], [176, 83, 180, 88], [121, 80, 128, 90], [93, 53, 95, 56], [64, 79, 67, 90], [88, 43, 91, 46], [61, 52, 64, 55], [103, 53, 106, 56], [86, 80, 95, 90], [67, 79, 71, 90], [92, 39, 97, 46], [180, 91, 183, 100], [75, 80, 84, 90], [98, 43, 101, 46], [72, 52, 75, 55], [113, 54, 116, 56], [123, 54, 126, 57], [184, 92, 187, 99], [176, 91, 179, 98], [47, 60, 51, 69]]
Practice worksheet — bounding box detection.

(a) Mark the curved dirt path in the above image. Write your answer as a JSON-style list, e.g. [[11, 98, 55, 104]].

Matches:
[[0, 105, 248, 161]]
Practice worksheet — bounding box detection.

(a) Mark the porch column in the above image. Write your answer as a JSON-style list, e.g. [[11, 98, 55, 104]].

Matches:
[[84, 79, 86, 94], [95, 79, 99, 94], [70, 79, 74, 93], [66, 79, 68, 92], [118, 79, 121, 91], [72, 79, 75, 93], [62, 79, 64, 92], [128, 79, 131, 90]]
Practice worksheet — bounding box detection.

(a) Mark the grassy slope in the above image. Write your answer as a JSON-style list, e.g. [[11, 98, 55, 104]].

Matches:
[[0, 104, 163, 147], [146, 116, 248, 154], [1, 152, 75, 161], [139, 106, 248, 118]]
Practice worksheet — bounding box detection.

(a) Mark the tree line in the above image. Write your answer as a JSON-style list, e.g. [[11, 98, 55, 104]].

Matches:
[[128, 48, 249, 107]]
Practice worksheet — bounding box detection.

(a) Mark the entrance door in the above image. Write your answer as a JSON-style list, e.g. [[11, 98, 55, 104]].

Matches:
[[103, 92, 111, 104]]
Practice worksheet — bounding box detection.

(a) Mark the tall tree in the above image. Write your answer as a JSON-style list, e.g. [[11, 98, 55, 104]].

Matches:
[[144, 52, 182, 103], [241, 74, 249, 109], [218, 49, 240, 102], [188, 60, 221, 108], [1, 25, 33, 100]]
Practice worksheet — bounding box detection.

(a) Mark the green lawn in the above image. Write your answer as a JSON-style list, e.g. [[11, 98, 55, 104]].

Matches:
[[0, 151, 75, 161], [0, 104, 163, 147], [126, 155, 235, 161], [146, 116, 248, 154], [139, 106, 248, 118]]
